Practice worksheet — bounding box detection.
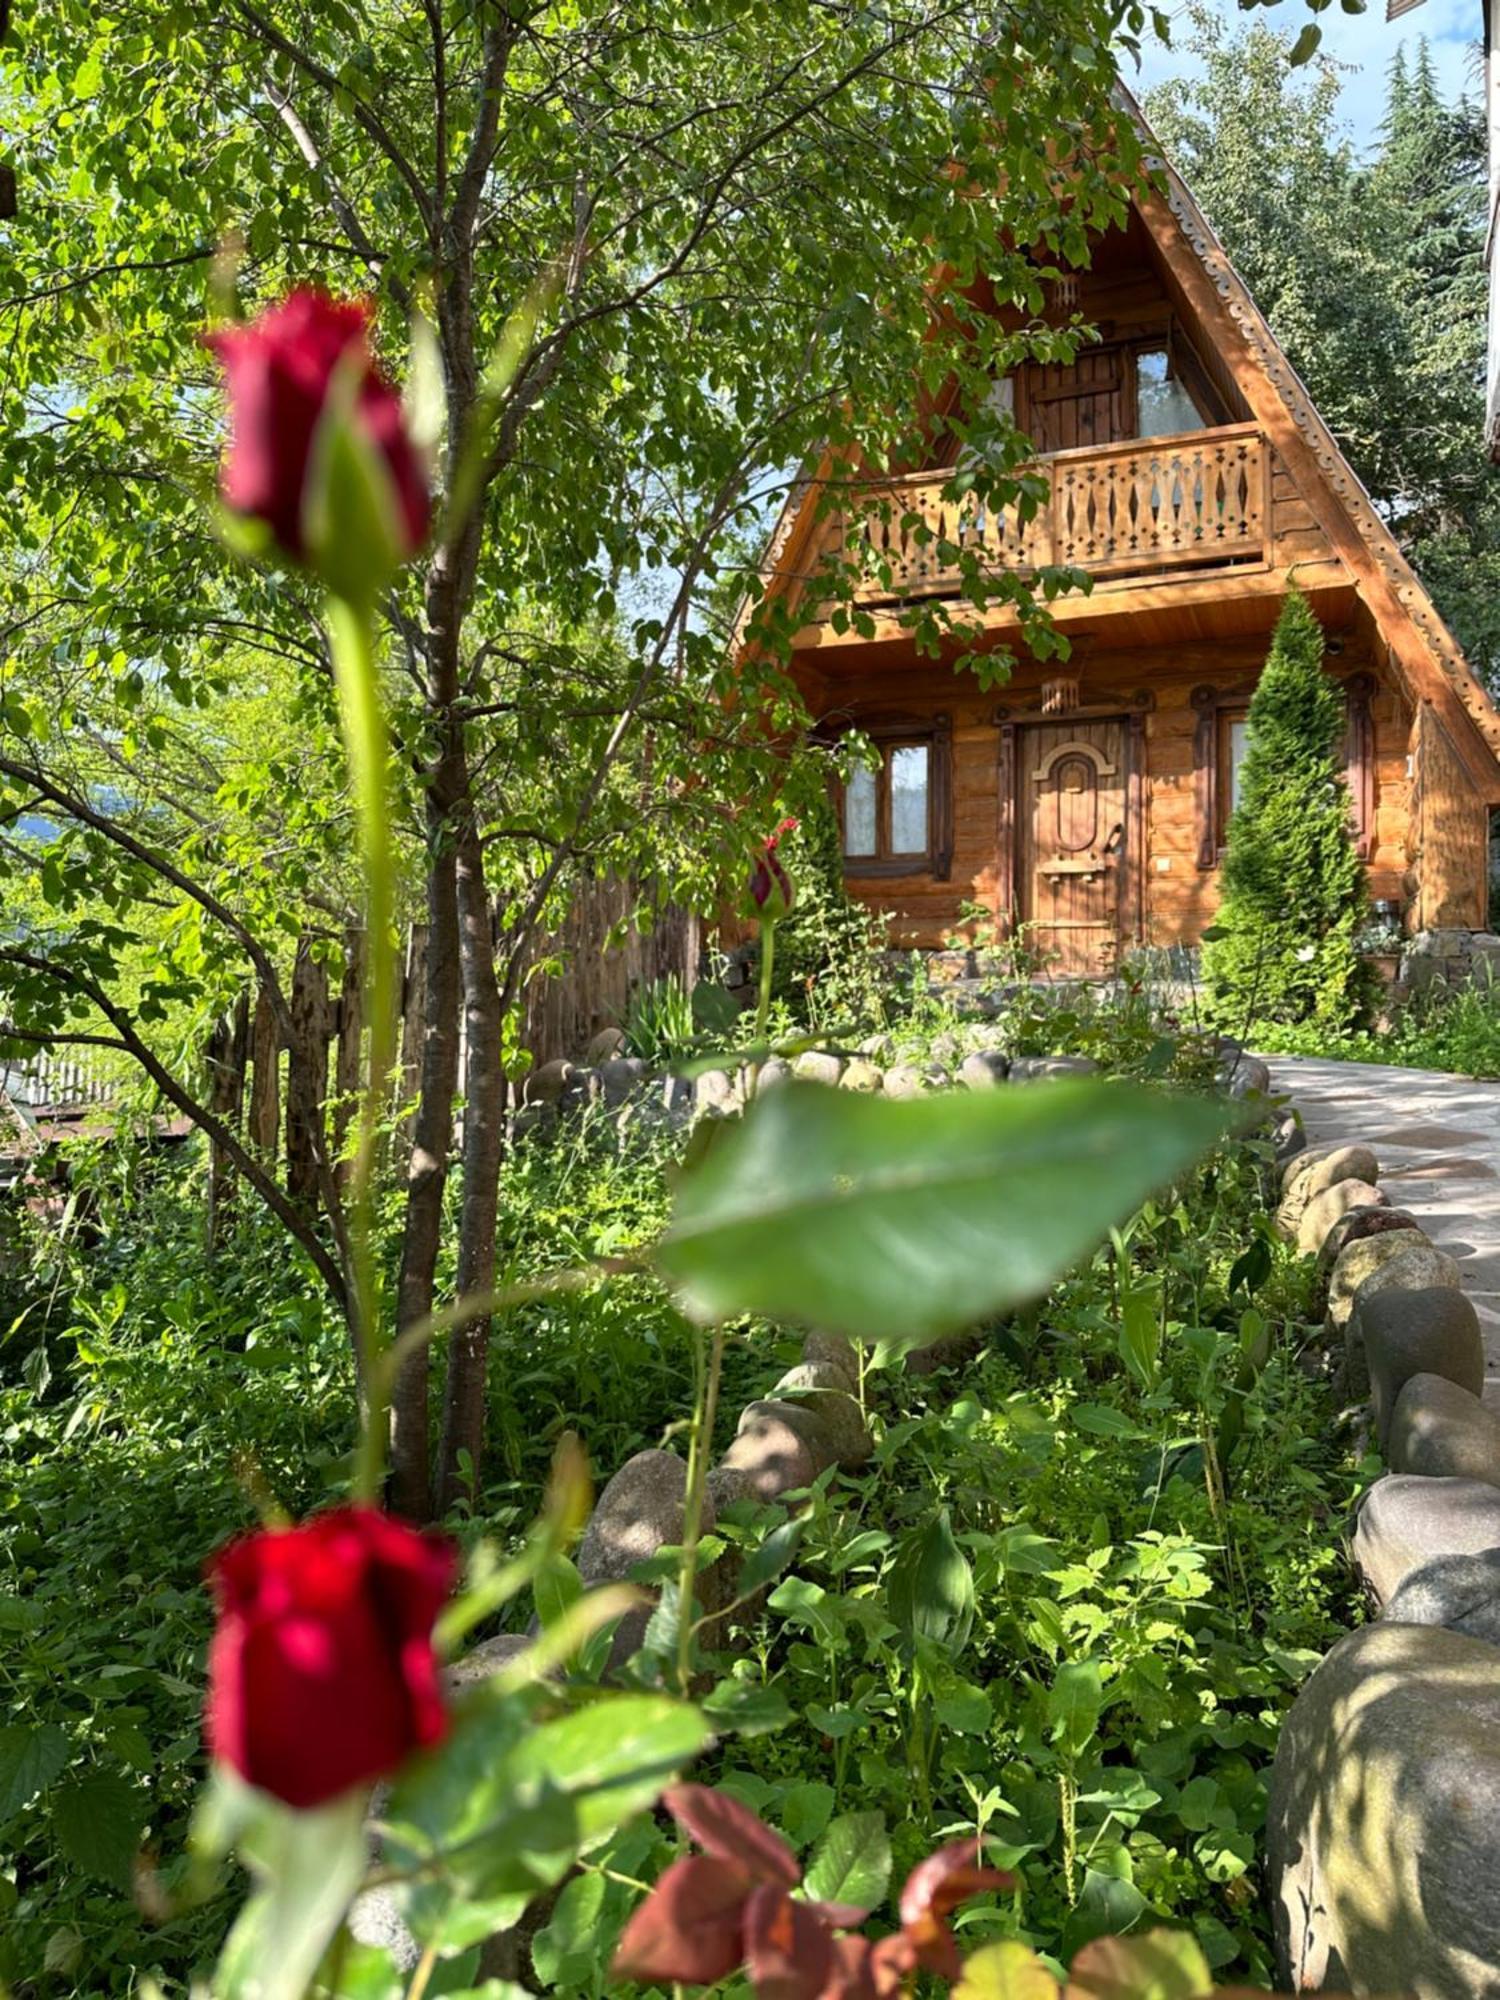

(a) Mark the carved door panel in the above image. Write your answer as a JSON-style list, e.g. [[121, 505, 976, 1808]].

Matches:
[[1019, 721, 1128, 976], [1023, 350, 1127, 455]]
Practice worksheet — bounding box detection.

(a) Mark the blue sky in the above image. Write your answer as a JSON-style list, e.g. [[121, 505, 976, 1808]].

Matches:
[[1128, 0, 1481, 152]]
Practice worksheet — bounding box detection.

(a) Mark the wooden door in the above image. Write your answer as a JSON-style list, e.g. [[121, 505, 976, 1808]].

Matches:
[[1019, 720, 1128, 976], [1023, 350, 1127, 456]]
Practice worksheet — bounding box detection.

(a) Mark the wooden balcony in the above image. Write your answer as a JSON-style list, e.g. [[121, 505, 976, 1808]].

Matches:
[[831, 422, 1270, 606]]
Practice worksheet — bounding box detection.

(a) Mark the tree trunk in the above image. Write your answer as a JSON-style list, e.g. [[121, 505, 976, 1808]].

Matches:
[[285, 939, 330, 1208], [246, 985, 281, 1160], [390, 818, 462, 1521], [205, 992, 248, 1249], [331, 926, 364, 1192], [437, 811, 506, 1513]]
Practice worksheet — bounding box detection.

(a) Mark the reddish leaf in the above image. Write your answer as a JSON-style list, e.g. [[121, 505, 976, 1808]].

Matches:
[[898, 1839, 1012, 1978], [743, 1883, 837, 2000], [611, 1854, 752, 1985], [664, 1782, 801, 1888], [870, 1935, 918, 1996], [819, 1935, 878, 2000], [806, 1900, 874, 1929]]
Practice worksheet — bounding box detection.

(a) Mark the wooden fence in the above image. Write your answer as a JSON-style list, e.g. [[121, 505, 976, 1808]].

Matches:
[[6, 878, 704, 1222]]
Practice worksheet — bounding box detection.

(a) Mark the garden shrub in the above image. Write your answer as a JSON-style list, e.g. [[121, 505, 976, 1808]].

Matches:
[[1202, 590, 1374, 1034]]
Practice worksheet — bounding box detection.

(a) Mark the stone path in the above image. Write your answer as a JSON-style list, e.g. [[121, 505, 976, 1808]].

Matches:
[[1265, 1055, 1500, 1403]]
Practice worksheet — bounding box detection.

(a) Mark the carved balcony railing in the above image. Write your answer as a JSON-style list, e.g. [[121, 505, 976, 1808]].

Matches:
[[830, 423, 1269, 606]]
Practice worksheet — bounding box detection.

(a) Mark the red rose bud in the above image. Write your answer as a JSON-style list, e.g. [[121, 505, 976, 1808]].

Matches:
[[204, 1504, 457, 1810], [746, 818, 798, 924], [204, 288, 430, 599]]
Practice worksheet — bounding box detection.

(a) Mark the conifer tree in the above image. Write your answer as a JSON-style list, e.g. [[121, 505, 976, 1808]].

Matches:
[[1202, 590, 1375, 1032]]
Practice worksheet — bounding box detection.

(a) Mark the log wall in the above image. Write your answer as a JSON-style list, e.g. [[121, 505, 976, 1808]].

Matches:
[[824, 633, 1414, 953]]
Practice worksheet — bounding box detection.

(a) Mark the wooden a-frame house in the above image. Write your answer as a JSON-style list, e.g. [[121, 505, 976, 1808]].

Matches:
[[749, 96, 1500, 976]]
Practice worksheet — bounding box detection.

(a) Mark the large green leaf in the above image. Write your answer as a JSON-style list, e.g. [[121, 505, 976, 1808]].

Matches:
[[389, 1692, 710, 1953], [0, 1723, 70, 1823], [802, 1809, 891, 1914], [50, 1770, 146, 1887], [888, 1510, 974, 1654], [656, 1082, 1231, 1345]]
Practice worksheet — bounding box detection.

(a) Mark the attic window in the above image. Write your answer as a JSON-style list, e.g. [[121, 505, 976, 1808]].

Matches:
[[1134, 347, 1203, 440]]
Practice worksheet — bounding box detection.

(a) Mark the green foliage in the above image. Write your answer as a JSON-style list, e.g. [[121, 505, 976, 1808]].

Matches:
[[1258, 964, 1500, 1077], [1201, 592, 1373, 1032], [657, 1080, 1232, 1346], [767, 796, 890, 1034]]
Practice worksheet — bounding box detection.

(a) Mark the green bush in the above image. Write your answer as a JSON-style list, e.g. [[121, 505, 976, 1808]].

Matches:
[[1202, 591, 1374, 1034]]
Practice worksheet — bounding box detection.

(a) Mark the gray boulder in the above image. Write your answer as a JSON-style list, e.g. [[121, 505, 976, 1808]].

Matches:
[[598, 1055, 648, 1106], [1385, 1549, 1500, 1646], [577, 1449, 716, 1666], [1268, 1621, 1500, 1995], [1226, 1054, 1272, 1098], [1007, 1055, 1050, 1084], [523, 1058, 574, 1105], [958, 1050, 1010, 1088], [1303, 1143, 1381, 1201], [1351, 1474, 1500, 1605], [1295, 1178, 1386, 1257], [770, 1366, 871, 1465], [513, 1101, 558, 1144], [1273, 1112, 1307, 1167], [447, 1632, 531, 1693], [1039, 1054, 1100, 1077], [711, 1409, 817, 1507], [792, 1049, 844, 1088], [1324, 1228, 1433, 1332], [881, 1064, 927, 1100], [736, 1397, 838, 1476], [802, 1330, 860, 1390], [1388, 1373, 1500, 1489], [838, 1058, 884, 1093], [693, 1067, 737, 1114], [1358, 1284, 1482, 1446], [585, 1026, 627, 1064], [1315, 1204, 1424, 1292], [754, 1056, 792, 1093]]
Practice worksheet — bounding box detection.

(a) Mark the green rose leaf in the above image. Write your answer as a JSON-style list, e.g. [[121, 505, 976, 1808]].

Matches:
[[657, 1082, 1232, 1345], [802, 1809, 891, 1914]]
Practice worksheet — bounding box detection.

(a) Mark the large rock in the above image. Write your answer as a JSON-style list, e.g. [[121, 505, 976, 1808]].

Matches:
[[1358, 1284, 1482, 1445], [770, 1366, 871, 1465], [1351, 1474, 1500, 1605], [838, 1058, 884, 1094], [447, 1632, 531, 1693], [1389, 1373, 1500, 1489], [523, 1058, 574, 1105], [881, 1064, 927, 1100], [754, 1056, 792, 1094], [802, 1330, 860, 1389], [1324, 1228, 1433, 1332], [1273, 1112, 1308, 1167], [1316, 1204, 1424, 1286], [694, 1067, 737, 1114], [577, 1449, 716, 1666], [712, 1409, 817, 1507], [598, 1055, 648, 1106], [1385, 1549, 1500, 1646], [792, 1049, 844, 1088], [1226, 1054, 1272, 1099], [736, 1397, 838, 1476], [1303, 1144, 1381, 1202], [585, 1026, 627, 1064], [1295, 1178, 1386, 1257], [1268, 1621, 1500, 1995], [958, 1049, 1010, 1088]]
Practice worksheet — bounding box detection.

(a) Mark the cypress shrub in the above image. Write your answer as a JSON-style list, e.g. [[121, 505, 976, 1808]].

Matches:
[[1202, 589, 1375, 1031]]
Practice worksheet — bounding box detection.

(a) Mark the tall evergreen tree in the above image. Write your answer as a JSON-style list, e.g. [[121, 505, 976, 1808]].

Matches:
[[1202, 592, 1374, 1033], [1148, 15, 1500, 688]]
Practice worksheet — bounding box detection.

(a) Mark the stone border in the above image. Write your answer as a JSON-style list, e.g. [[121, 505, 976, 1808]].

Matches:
[[1265, 1126, 1500, 1994]]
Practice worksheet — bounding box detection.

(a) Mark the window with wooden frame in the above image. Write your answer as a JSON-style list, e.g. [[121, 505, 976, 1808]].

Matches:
[[836, 716, 953, 879], [1193, 675, 1376, 867]]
